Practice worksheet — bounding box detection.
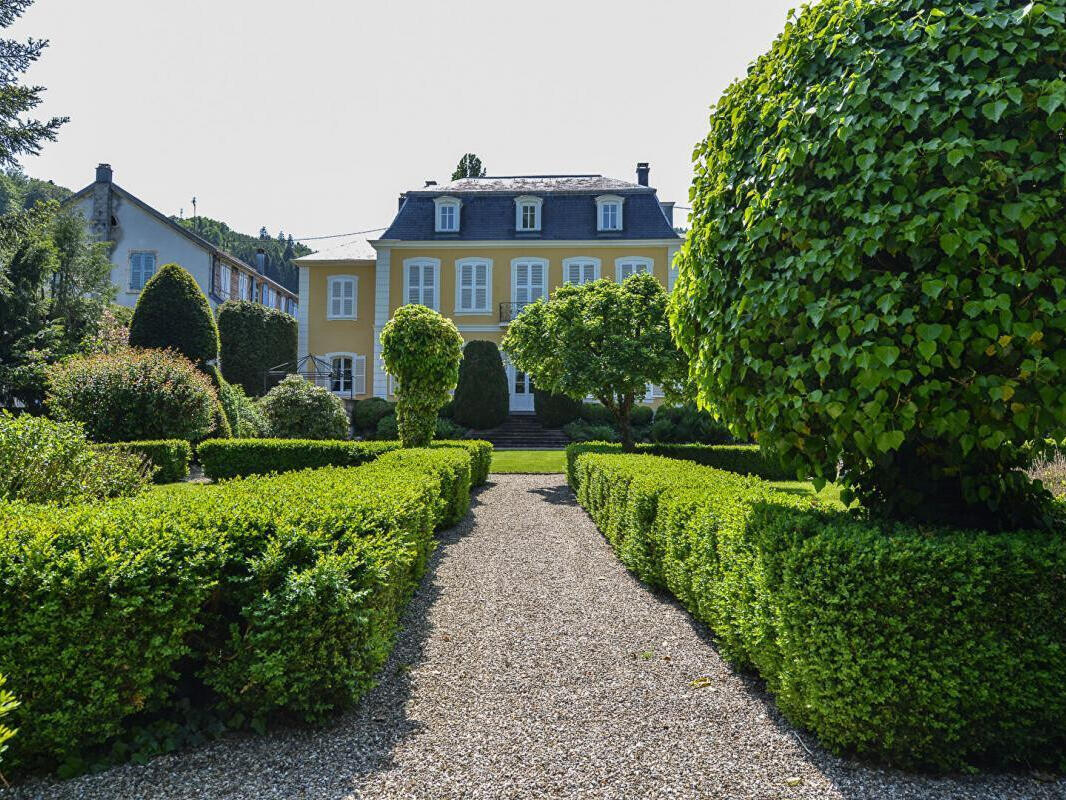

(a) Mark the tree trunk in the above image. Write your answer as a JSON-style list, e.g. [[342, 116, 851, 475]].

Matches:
[[617, 394, 635, 452]]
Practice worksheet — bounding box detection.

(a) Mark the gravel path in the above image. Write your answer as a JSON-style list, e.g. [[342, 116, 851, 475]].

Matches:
[[7, 475, 1064, 800]]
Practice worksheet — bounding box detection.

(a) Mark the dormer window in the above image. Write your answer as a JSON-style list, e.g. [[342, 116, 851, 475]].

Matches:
[[434, 196, 461, 232], [596, 195, 624, 231], [514, 195, 543, 232]]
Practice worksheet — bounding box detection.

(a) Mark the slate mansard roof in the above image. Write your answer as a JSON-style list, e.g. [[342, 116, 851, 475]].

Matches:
[[381, 174, 680, 242]]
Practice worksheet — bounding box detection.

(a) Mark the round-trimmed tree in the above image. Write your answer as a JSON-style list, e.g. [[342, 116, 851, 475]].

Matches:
[[452, 340, 509, 430], [379, 305, 464, 448], [129, 263, 219, 366], [671, 0, 1066, 527]]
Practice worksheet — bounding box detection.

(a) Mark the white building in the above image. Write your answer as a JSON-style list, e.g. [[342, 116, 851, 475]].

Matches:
[[67, 164, 297, 314]]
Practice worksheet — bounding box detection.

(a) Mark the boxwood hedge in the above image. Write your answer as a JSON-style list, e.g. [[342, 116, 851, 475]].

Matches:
[[0, 447, 474, 775], [570, 452, 1066, 770], [95, 440, 193, 483]]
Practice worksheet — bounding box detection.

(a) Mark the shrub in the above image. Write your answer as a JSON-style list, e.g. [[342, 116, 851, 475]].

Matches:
[[380, 305, 464, 447], [352, 397, 395, 436], [46, 349, 217, 443], [452, 340, 509, 429], [198, 439, 399, 480], [432, 439, 492, 487], [651, 404, 733, 445], [0, 674, 18, 777], [563, 420, 618, 444], [217, 301, 298, 396], [0, 411, 151, 503], [630, 405, 653, 428], [218, 379, 270, 438], [580, 403, 614, 426], [672, 0, 1066, 527], [260, 374, 349, 440], [435, 417, 466, 440], [0, 446, 474, 774], [128, 263, 219, 366], [95, 440, 192, 484], [571, 453, 1066, 770], [534, 389, 582, 428], [204, 365, 232, 439], [375, 413, 398, 440]]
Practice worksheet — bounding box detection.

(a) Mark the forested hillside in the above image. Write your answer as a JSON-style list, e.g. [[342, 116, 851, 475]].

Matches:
[[174, 217, 310, 291], [0, 167, 71, 213]]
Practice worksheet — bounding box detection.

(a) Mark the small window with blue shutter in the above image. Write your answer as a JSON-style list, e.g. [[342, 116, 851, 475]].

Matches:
[[129, 251, 156, 290]]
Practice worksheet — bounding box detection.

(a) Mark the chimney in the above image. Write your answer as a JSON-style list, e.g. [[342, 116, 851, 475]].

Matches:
[[659, 201, 675, 227], [90, 163, 114, 243], [398, 194, 406, 211], [636, 162, 650, 186], [255, 248, 266, 274], [424, 180, 437, 187]]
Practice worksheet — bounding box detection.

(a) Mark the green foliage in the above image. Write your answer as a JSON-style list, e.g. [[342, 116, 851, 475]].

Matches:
[[46, 349, 217, 442], [260, 374, 349, 440], [562, 420, 618, 444], [452, 340, 509, 429], [572, 453, 1066, 770], [351, 397, 395, 437], [435, 417, 466, 440], [651, 404, 733, 445], [375, 413, 398, 440], [94, 440, 192, 484], [503, 274, 685, 450], [533, 389, 582, 428], [174, 217, 310, 292], [0, 673, 19, 778], [198, 439, 399, 480], [217, 379, 270, 438], [451, 153, 486, 181], [0, 167, 70, 215], [0, 446, 475, 774], [217, 301, 297, 396], [380, 305, 464, 448], [0, 411, 150, 503], [673, 0, 1066, 527], [128, 264, 220, 366]]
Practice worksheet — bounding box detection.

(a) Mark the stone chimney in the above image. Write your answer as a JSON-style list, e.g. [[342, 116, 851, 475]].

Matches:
[[659, 201, 675, 227], [636, 162, 650, 187], [424, 180, 437, 187], [255, 248, 266, 274], [90, 163, 114, 243]]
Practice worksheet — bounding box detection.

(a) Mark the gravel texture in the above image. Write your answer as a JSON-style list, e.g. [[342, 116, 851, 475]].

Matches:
[[6, 474, 1064, 800]]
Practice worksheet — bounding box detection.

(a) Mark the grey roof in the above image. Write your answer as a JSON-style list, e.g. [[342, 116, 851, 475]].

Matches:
[[383, 174, 679, 242], [295, 235, 378, 263]]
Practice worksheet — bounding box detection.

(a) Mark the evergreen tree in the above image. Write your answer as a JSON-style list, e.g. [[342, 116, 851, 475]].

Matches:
[[452, 340, 509, 429], [451, 153, 486, 180], [129, 263, 219, 366]]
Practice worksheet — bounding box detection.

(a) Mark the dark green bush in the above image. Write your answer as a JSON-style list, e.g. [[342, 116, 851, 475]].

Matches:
[[0, 412, 151, 503], [352, 397, 395, 436], [651, 404, 733, 444], [46, 349, 217, 443], [571, 452, 1066, 770], [128, 264, 219, 366], [534, 389, 582, 428], [204, 365, 232, 439], [0, 446, 474, 774], [451, 340, 509, 429], [217, 301, 297, 396], [198, 439, 398, 480], [260, 375, 349, 440], [435, 417, 466, 440], [563, 420, 618, 444], [375, 413, 398, 440], [218, 380, 270, 438], [630, 405, 653, 427], [95, 440, 192, 484], [579, 403, 614, 426], [672, 0, 1066, 527]]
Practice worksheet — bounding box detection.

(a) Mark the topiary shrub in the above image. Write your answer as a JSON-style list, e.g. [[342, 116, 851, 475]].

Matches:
[[260, 374, 349, 440], [46, 349, 217, 443], [94, 440, 193, 484], [672, 0, 1066, 528], [128, 263, 219, 367], [380, 305, 464, 448], [0, 411, 151, 503], [534, 389, 582, 428], [352, 397, 395, 437], [217, 301, 298, 396], [452, 340, 509, 429]]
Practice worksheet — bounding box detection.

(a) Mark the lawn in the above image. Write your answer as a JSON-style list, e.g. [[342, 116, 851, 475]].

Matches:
[[491, 449, 567, 473]]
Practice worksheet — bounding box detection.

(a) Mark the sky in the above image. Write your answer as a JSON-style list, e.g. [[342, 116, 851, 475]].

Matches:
[[11, 0, 797, 246]]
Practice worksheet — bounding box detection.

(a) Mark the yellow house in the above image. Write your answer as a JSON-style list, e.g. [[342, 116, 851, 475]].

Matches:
[[296, 163, 681, 413]]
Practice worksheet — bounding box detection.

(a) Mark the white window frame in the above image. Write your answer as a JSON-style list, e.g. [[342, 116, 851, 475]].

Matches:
[[324, 352, 366, 397], [129, 250, 157, 291], [510, 257, 549, 306], [615, 256, 653, 282], [219, 263, 232, 299], [403, 258, 441, 310], [238, 271, 251, 301], [454, 258, 493, 314], [562, 257, 601, 285], [596, 194, 624, 232], [327, 275, 358, 320], [434, 196, 461, 232], [514, 195, 543, 232]]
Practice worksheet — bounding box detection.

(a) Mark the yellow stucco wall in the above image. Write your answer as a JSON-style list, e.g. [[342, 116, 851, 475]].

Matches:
[[302, 259, 376, 398]]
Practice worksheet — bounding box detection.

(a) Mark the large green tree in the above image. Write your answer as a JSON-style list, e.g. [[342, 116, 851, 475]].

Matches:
[[129, 263, 220, 366], [503, 273, 685, 451], [451, 153, 486, 181], [671, 0, 1066, 528]]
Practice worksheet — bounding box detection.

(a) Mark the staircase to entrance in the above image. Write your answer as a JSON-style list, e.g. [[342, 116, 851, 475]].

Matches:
[[475, 414, 571, 450]]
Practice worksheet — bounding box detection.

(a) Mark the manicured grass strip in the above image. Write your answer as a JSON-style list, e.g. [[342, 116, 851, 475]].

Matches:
[[491, 449, 566, 473]]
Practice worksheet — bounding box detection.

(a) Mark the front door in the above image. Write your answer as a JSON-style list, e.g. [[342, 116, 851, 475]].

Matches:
[[508, 363, 534, 413]]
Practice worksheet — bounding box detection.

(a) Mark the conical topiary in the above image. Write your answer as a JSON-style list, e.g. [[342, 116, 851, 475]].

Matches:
[[452, 340, 509, 430], [129, 263, 220, 365]]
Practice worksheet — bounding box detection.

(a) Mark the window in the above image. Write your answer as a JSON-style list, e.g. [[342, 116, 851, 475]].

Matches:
[[455, 259, 491, 313], [238, 272, 251, 301], [514, 195, 543, 232], [563, 257, 600, 285], [596, 195, 624, 231], [616, 257, 652, 282], [327, 275, 357, 319], [219, 264, 232, 299], [404, 258, 439, 309], [328, 353, 367, 396], [263, 286, 275, 307], [434, 196, 461, 232], [511, 258, 548, 308], [129, 251, 156, 290]]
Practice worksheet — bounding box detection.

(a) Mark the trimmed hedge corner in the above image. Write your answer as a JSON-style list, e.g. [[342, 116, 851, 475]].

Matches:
[[96, 440, 192, 483], [570, 452, 1066, 770], [0, 446, 475, 775]]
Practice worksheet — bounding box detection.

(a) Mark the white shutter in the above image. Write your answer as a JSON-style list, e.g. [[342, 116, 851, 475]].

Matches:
[[423, 265, 436, 309], [619, 263, 633, 281], [343, 279, 355, 317], [515, 263, 530, 305], [353, 355, 366, 395], [583, 263, 595, 283], [407, 264, 421, 305], [460, 263, 473, 310], [530, 262, 544, 301], [474, 263, 488, 310], [566, 263, 579, 284]]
